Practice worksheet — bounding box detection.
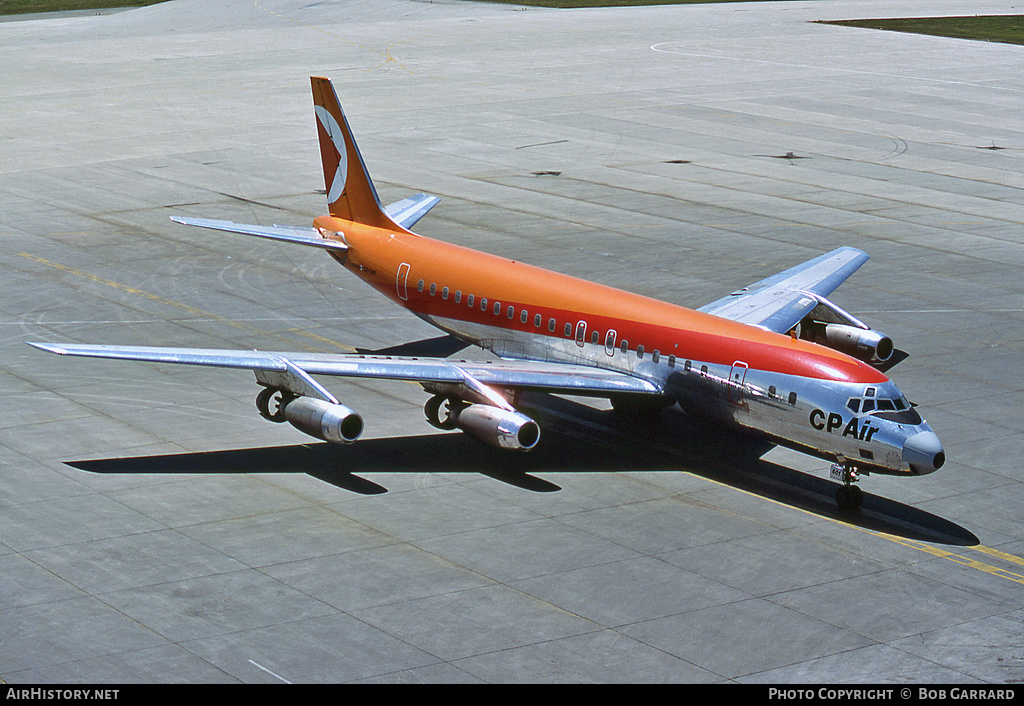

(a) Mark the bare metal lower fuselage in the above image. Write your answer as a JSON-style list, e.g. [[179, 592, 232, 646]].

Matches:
[[423, 311, 941, 478]]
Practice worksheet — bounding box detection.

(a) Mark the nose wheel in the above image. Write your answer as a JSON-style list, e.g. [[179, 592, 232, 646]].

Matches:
[[831, 461, 864, 513]]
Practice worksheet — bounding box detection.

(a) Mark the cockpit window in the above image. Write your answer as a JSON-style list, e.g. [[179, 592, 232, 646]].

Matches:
[[875, 407, 923, 425], [846, 392, 917, 423]]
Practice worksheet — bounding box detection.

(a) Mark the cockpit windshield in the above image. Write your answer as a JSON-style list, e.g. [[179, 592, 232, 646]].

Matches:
[[846, 390, 922, 425]]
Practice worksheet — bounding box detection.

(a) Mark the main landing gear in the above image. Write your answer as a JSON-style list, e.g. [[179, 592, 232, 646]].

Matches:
[[831, 461, 864, 513]]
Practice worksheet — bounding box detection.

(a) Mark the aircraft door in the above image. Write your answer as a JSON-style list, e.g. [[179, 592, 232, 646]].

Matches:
[[396, 262, 411, 301], [729, 360, 748, 406]]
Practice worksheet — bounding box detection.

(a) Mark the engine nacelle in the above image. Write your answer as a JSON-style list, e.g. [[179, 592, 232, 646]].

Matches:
[[283, 396, 363, 444], [452, 404, 540, 451], [809, 323, 894, 364]]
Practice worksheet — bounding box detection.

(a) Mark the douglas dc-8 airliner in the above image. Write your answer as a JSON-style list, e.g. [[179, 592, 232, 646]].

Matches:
[[30, 77, 944, 512]]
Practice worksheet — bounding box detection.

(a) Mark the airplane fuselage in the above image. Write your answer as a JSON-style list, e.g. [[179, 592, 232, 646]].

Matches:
[[314, 215, 945, 479]]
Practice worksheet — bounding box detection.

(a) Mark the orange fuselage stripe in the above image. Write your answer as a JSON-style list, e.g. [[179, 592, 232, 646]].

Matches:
[[315, 216, 888, 385]]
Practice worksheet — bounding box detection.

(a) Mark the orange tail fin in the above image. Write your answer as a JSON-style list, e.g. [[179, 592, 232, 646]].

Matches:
[[310, 76, 400, 230]]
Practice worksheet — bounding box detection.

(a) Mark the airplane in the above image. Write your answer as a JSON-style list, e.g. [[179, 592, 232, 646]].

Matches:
[[29, 76, 945, 512]]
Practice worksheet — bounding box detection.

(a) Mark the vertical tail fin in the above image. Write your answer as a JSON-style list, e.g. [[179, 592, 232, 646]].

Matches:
[[310, 76, 399, 229]]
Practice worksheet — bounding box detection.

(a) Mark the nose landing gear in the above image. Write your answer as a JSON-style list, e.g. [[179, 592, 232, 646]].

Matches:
[[831, 461, 864, 513]]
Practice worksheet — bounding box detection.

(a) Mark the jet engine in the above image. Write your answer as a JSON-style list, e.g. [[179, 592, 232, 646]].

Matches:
[[454, 404, 540, 451], [424, 395, 540, 451], [796, 296, 894, 365], [802, 322, 894, 365], [256, 387, 363, 444], [283, 396, 364, 444]]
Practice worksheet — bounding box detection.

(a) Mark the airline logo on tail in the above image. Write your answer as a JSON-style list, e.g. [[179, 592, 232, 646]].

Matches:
[[310, 76, 398, 230], [314, 104, 348, 204]]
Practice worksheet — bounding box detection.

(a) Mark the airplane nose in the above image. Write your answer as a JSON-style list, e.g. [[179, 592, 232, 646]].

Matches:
[[903, 431, 945, 475]]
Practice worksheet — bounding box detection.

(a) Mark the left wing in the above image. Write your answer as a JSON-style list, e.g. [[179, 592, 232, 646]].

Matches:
[[26, 342, 662, 397], [698, 246, 868, 334]]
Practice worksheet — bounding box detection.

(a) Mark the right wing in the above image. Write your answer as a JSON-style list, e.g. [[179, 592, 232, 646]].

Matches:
[[697, 246, 869, 334]]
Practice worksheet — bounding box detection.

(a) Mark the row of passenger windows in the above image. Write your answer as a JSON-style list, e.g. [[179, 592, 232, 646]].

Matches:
[[417, 277, 802, 407], [418, 278, 670, 359]]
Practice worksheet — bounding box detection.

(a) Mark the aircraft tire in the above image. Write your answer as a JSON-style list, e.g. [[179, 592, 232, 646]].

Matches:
[[835, 485, 863, 513]]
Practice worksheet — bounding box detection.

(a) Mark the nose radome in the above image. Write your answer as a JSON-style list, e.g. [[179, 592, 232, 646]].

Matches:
[[903, 431, 945, 474]]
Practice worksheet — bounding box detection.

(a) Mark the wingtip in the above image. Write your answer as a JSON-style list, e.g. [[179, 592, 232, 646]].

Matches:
[[27, 341, 67, 355]]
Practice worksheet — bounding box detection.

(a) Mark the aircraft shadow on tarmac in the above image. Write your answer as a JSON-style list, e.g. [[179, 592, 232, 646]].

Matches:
[[67, 393, 977, 547]]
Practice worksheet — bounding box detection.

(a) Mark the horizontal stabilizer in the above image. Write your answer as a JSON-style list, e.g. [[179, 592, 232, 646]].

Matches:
[[170, 217, 348, 251], [384, 193, 440, 230]]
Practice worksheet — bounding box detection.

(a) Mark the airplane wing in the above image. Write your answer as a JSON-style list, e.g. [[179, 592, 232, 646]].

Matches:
[[697, 246, 869, 334], [26, 342, 662, 397]]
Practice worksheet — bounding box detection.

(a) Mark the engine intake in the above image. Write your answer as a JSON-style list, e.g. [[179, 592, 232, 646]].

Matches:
[[452, 403, 540, 451], [283, 396, 363, 444]]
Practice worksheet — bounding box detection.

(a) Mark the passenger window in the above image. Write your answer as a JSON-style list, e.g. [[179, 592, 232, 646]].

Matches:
[[467, 294, 474, 307], [700, 365, 708, 377], [480, 298, 487, 311], [548, 318, 556, 332], [535, 314, 542, 327], [620, 340, 628, 354], [652, 350, 660, 364], [564, 323, 572, 337], [668, 355, 675, 367], [442, 287, 449, 300], [417, 279, 424, 293], [493, 301, 501, 315], [455, 290, 462, 304], [768, 385, 776, 397], [636, 345, 644, 359], [591, 331, 600, 345], [508, 305, 515, 319], [429, 283, 436, 296], [789, 391, 798, 406], [684, 360, 692, 373]]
